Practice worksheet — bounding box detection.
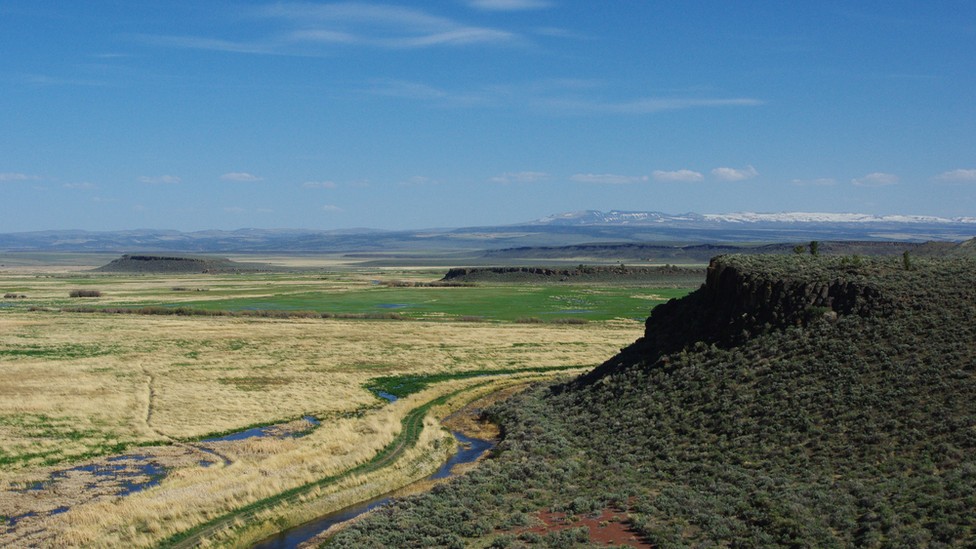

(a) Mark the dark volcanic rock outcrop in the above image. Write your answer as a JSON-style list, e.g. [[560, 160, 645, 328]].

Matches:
[[583, 254, 904, 382], [94, 254, 266, 274], [441, 265, 703, 285]]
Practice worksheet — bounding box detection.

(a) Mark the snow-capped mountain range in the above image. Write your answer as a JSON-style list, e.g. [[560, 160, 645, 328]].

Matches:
[[533, 210, 976, 226], [2, 210, 975, 253]]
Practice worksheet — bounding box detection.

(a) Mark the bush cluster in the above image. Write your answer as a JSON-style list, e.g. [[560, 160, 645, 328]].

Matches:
[[58, 306, 404, 320], [68, 289, 102, 298]]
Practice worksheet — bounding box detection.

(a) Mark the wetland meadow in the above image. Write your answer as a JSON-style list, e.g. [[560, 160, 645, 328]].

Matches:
[[0, 254, 693, 547]]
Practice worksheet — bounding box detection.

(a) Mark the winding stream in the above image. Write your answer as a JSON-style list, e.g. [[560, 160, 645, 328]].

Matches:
[[251, 431, 494, 549]]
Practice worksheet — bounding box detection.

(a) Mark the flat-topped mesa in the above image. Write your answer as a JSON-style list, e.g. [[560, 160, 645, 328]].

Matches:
[[649, 256, 893, 350], [442, 267, 571, 279], [698, 255, 890, 331], [440, 265, 699, 284], [94, 254, 248, 273], [579, 254, 913, 383], [122, 254, 208, 262]]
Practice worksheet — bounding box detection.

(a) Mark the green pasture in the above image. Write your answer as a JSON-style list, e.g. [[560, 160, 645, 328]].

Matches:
[[1, 268, 695, 322], [153, 285, 690, 322]]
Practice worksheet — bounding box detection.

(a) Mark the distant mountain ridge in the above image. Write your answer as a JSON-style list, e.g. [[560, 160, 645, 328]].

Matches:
[[2, 210, 975, 253], [532, 209, 976, 226]]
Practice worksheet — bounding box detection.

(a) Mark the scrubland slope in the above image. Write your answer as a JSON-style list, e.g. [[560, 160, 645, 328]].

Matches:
[[329, 255, 976, 547]]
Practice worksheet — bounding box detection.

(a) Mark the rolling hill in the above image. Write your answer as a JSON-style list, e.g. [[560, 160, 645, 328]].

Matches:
[[327, 254, 976, 547]]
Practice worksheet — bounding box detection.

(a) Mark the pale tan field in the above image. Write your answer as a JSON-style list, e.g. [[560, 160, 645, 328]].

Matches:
[[0, 312, 633, 463], [0, 265, 643, 547]]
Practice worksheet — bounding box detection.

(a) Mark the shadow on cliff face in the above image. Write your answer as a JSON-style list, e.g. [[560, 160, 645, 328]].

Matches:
[[577, 254, 897, 384]]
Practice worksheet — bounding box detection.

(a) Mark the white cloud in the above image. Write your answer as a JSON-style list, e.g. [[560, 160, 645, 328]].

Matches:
[[399, 176, 438, 186], [711, 165, 759, 182], [364, 79, 494, 108], [367, 79, 450, 100], [140, 35, 280, 55], [303, 180, 338, 189], [0, 172, 40, 182], [139, 175, 181, 184], [570, 173, 648, 185], [221, 172, 262, 182], [144, 3, 522, 55], [265, 3, 460, 29], [63, 182, 97, 190], [533, 27, 584, 39], [652, 169, 704, 182], [936, 169, 976, 182], [542, 97, 763, 115], [490, 171, 549, 184], [466, 0, 552, 11], [851, 172, 898, 187], [360, 77, 761, 117], [16, 74, 107, 87], [322, 204, 343, 212], [792, 178, 837, 186]]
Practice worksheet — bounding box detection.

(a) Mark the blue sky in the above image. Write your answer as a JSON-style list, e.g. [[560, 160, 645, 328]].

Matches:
[[1, 1, 974, 231]]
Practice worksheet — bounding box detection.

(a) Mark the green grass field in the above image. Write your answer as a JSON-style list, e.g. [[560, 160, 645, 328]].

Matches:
[[2, 269, 692, 322], [152, 285, 689, 321]]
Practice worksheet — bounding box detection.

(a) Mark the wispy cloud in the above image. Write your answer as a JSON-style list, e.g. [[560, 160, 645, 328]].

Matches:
[[365, 79, 468, 102], [145, 3, 521, 55], [363, 78, 762, 117], [303, 180, 339, 189], [852, 172, 898, 187], [139, 35, 281, 55], [139, 175, 181, 184], [0, 172, 40, 182], [63, 182, 97, 190], [92, 53, 134, 60], [490, 171, 549, 184], [15, 74, 108, 87], [221, 172, 263, 182], [792, 177, 837, 186], [570, 173, 648, 185], [652, 169, 704, 182], [936, 169, 976, 182], [541, 96, 763, 115], [465, 0, 553, 11], [711, 165, 758, 181], [398, 175, 438, 186], [322, 204, 343, 212]]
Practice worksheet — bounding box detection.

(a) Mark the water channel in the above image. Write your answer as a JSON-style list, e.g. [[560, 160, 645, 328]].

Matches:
[[251, 431, 494, 549]]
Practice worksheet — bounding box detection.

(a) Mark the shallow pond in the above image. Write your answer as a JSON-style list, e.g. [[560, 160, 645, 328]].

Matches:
[[202, 416, 320, 443], [3, 416, 321, 531]]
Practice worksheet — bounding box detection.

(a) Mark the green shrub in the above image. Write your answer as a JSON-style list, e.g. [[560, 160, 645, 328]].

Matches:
[[68, 289, 102, 298]]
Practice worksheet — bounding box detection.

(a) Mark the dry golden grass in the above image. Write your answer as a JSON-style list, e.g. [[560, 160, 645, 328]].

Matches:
[[14, 376, 556, 548], [0, 266, 641, 547], [0, 313, 631, 456]]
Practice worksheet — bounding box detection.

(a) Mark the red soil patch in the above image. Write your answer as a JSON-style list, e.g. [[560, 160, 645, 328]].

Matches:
[[517, 508, 652, 548]]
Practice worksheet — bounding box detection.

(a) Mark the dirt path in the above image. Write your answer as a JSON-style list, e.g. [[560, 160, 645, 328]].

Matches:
[[142, 368, 233, 467]]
